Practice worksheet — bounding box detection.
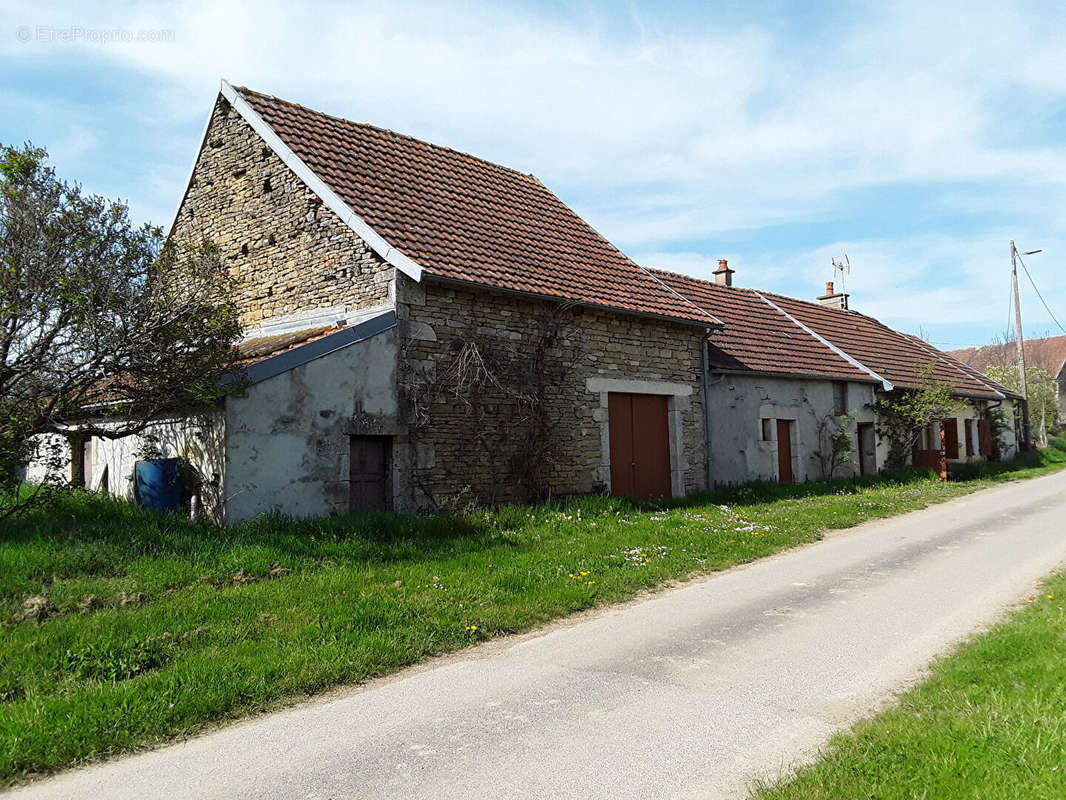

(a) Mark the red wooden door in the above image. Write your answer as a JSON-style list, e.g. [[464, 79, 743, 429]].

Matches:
[[349, 436, 390, 512], [608, 393, 671, 499], [777, 419, 794, 484]]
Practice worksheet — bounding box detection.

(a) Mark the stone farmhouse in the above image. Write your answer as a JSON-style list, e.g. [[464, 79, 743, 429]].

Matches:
[[30, 81, 1021, 522]]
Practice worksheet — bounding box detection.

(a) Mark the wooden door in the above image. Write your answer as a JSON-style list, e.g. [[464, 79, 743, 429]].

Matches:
[[776, 419, 794, 484], [857, 423, 876, 476], [941, 419, 959, 459], [349, 436, 390, 512], [608, 393, 671, 499], [978, 419, 992, 457]]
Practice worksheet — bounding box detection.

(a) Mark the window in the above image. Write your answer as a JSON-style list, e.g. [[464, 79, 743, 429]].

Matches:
[[832, 382, 848, 415], [761, 418, 774, 441], [964, 419, 974, 457]]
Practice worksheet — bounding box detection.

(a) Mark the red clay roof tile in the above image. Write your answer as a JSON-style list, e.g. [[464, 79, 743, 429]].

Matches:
[[759, 291, 1015, 400], [651, 269, 874, 383], [947, 335, 1066, 378]]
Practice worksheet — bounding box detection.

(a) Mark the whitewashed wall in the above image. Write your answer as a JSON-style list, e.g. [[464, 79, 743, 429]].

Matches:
[[708, 374, 881, 486], [224, 328, 401, 523]]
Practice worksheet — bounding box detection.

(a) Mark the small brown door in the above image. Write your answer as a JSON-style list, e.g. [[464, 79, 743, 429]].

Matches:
[[776, 419, 794, 484], [857, 423, 876, 476], [349, 436, 390, 512], [608, 393, 672, 499]]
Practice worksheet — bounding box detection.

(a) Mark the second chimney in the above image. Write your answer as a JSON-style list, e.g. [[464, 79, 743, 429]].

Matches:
[[817, 280, 849, 310], [713, 258, 735, 287]]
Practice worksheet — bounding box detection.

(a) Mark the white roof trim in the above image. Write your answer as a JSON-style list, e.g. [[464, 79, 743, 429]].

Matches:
[[755, 292, 894, 391], [218, 79, 422, 282], [635, 264, 723, 326]]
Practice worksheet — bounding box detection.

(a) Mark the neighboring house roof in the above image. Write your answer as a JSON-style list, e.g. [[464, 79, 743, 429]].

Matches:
[[947, 335, 1066, 379], [654, 269, 1017, 400], [651, 270, 875, 383], [221, 83, 720, 327]]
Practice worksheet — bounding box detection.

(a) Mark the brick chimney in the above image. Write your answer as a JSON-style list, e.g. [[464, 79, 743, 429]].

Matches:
[[713, 259, 735, 287], [817, 280, 849, 310]]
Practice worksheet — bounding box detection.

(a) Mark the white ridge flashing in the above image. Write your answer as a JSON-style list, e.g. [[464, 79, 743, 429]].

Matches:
[[218, 80, 422, 282], [756, 292, 894, 391]]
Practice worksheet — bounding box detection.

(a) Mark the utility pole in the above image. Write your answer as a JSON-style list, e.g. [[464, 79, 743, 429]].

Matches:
[[1010, 240, 1031, 449]]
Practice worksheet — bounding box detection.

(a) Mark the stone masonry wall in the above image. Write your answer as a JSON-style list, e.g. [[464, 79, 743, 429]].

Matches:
[[396, 275, 708, 509], [172, 95, 394, 330]]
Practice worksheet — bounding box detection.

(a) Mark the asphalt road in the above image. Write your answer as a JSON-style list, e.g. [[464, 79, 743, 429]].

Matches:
[[10, 470, 1066, 800]]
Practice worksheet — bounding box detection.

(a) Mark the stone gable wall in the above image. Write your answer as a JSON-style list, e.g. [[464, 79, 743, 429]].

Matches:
[[172, 95, 394, 330], [396, 276, 708, 509]]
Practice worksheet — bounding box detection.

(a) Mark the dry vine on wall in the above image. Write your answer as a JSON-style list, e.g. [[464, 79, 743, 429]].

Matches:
[[402, 301, 582, 508]]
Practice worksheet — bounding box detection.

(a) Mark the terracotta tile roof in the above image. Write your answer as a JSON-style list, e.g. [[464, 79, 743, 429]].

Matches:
[[947, 335, 1066, 378], [652, 269, 1016, 398], [760, 292, 1016, 400], [233, 87, 719, 326], [651, 270, 874, 382]]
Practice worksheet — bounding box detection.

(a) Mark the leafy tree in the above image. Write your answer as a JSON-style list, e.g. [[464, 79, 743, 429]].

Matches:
[[870, 364, 963, 470], [1, 143, 241, 512], [985, 365, 1058, 447]]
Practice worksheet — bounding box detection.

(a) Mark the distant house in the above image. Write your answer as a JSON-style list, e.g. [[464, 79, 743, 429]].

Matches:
[[25, 81, 1020, 522], [947, 335, 1066, 425]]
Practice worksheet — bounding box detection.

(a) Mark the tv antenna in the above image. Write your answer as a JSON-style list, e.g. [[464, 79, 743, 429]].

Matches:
[[831, 253, 851, 295]]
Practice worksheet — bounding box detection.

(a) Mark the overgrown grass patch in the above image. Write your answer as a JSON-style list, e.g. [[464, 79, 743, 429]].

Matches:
[[1, 437, 1064, 784], [752, 569, 1066, 800]]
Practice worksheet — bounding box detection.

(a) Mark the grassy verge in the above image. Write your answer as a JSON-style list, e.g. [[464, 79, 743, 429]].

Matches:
[[1, 437, 1064, 784], [752, 568, 1066, 800]]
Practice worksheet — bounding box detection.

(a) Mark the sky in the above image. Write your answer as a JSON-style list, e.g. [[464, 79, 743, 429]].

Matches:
[[2, 0, 1065, 349]]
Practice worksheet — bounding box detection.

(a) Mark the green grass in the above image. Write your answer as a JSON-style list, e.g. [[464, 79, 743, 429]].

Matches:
[[1, 437, 1064, 785], [751, 569, 1066, 800]]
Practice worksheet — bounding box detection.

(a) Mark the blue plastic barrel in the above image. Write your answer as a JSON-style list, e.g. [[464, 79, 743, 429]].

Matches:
[[134, 458, 182, 511]]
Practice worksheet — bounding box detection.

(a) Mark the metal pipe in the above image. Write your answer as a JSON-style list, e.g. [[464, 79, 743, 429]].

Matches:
[[701, 334, 725, 490]]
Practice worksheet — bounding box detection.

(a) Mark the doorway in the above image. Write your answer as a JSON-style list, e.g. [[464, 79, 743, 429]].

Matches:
[[858, 423, 876, 476], [608, 392, 672, 499], [349, 436, 391, 512], [776, 419, 794, 484]]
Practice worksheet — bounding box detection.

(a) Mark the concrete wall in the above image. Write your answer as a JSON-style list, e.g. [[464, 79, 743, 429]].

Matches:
[[224, 327, 401, 523], [707, 374, 881, 485], [22, 433, 72, 485], [998, 399, 1020, 459]]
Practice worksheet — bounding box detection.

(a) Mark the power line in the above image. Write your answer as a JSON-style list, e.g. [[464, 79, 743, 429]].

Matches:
[[1016, 252, 1066, 335]]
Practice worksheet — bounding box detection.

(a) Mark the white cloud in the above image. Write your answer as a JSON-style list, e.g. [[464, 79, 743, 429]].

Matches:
[[4, 0, 1065, 345]]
